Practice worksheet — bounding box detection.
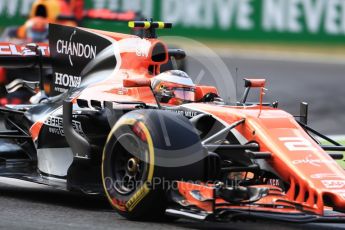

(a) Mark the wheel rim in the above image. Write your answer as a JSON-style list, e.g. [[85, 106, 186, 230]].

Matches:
[[111, 133, 147, 195]]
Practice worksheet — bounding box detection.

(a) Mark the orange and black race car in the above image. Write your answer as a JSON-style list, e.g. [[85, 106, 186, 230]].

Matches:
[[0, 21, 344, 223]]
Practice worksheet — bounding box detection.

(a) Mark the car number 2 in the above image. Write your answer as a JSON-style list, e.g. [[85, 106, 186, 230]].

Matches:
[[279, 137, 317, 151]]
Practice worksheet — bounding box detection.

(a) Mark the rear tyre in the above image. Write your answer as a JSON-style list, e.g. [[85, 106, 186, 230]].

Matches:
[[102, 110, 206, 220]]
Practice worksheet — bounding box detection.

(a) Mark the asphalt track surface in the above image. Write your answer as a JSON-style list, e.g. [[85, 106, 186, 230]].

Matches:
[[0, 55, 344, 229]]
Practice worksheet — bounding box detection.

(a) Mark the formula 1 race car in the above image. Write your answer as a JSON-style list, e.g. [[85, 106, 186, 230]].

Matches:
[[0, 21, 345, 224]]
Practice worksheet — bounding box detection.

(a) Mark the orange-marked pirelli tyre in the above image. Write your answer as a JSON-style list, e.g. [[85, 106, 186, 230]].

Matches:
[[102, 110, 205, 220]]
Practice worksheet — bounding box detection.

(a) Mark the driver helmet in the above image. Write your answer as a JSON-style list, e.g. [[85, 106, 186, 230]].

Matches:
[[151, 70, 195, 106], [24, 17, 49, 42]]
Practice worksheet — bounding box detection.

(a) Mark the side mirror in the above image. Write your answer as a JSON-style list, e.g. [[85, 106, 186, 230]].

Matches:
[[123, 78, 151, 87], [240, 78, 267, 104], [244, 78, 266, 88]]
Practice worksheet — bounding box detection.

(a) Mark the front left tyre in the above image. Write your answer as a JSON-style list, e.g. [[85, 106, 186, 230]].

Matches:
[[101, 109, 206, 220]]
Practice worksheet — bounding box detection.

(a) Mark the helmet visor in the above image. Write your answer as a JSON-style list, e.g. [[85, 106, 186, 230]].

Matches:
[[27, 30, 48, 42], [173, 87, 195, 102]]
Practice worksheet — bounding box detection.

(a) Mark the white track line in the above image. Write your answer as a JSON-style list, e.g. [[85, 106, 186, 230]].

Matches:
[[327, 135, 345, 142]]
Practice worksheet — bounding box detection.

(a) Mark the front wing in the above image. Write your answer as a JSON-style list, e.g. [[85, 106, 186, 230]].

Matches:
[[165, 181, 345, 223]]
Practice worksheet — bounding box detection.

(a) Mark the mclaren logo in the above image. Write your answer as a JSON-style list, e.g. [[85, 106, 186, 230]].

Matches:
[[56, 29, 97, 66]]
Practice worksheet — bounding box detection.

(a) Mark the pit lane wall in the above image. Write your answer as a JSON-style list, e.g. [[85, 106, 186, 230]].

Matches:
[[1, 0, 345, 44]]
